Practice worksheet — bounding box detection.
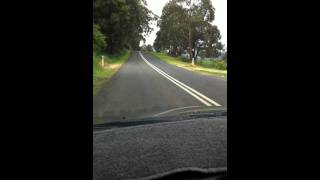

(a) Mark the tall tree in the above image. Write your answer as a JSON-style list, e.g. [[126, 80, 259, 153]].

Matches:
[[154, 1, 189, 56], [155, 0, 222, 65], [94, 0, 157, 54]]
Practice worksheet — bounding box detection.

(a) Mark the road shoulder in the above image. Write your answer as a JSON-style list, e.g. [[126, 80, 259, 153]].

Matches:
[[148, 52, 227, 79], [93, 50, 131, 96]]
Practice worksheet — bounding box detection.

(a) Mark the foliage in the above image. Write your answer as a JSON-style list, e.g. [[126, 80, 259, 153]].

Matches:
[[94, 0, 157, 54], [93, 50, 130, 95], [93, 24, 107, 52], [223, 51, 227, 62], [154, 0, 224, 61], [151, 52, 227, 77], [197, 59, 227, 70], [141, 44, 154, 52]]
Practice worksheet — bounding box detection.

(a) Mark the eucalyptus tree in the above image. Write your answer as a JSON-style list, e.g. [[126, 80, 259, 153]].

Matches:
[[155, 0, 223, 65]]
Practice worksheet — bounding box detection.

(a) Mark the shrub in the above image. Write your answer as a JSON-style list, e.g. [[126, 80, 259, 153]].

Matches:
[[197, 59, 227, 70], [93, 24, 107, 52]]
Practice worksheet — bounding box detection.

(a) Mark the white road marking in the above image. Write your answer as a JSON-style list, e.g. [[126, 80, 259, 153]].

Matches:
[[153, 106, 200, 117], [139, 51, 221, 107]]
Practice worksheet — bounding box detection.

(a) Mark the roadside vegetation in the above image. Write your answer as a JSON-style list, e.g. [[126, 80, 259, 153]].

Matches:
[[150, 52, 227, 78], [153, 0, 227, 73], [93, 24, 131, 96], [93, 51, 130, 96], [93, 0, 156, 96]]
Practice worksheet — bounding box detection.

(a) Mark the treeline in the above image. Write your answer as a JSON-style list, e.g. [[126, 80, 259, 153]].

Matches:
[[93, 0, 157, 54], [154, 0, 225, 64]]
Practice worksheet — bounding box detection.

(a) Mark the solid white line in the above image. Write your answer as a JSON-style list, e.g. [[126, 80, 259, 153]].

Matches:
[[139, 51, 221, 107], [140, 53, 213, 106], [140, 53, 221, 106], [153, 106, 200, 117], [145, 57, 212, 106], [145, 58, 221, 106]]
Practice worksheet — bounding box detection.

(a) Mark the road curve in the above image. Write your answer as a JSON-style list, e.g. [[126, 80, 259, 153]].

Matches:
[[93, 51, 227, 124]]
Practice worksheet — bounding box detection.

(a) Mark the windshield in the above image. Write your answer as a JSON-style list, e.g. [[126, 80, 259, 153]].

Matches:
[[93, 0, 227, 125], [93, 0, 227, 179], [93, 48, 226, 125]]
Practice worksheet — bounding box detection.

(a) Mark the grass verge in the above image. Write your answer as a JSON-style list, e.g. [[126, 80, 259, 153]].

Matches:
[[150, 52, 227, 78], [93, 50, 130, 96]]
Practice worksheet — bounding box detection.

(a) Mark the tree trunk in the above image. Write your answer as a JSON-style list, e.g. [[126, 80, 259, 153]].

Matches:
[[194, 47, 199, 62], [189, 28, 195, 66], [191, 51, 195, 66]]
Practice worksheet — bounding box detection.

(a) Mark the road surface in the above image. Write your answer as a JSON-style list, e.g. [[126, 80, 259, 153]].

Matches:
[[93, 51, 227, 124]]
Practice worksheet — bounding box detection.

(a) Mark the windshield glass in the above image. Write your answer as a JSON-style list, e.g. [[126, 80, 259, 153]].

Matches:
[[93, 0, 227, 178], [93, 49, 226, 125], [93, 0, 226, 125]]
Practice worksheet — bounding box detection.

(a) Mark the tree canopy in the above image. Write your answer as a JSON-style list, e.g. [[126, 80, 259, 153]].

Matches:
[[94, 0, 157, 54], [154, 0, 224, 63], [93, 24, 107, 52]]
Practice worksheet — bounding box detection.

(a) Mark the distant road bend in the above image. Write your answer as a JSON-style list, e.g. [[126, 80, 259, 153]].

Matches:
[[93, 51, 227, 123]]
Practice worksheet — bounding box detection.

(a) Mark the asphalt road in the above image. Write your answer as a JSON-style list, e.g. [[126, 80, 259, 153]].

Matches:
[[93, 51, 227, 123]]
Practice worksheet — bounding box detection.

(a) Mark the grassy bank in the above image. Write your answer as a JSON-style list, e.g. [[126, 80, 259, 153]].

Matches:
[[93, 50, 130, 96], [150, 52, 227, 78]]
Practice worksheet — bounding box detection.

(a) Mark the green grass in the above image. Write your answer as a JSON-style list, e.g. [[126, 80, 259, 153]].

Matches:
[[150, 52, 227, 78], [197, 59, 227, 70], [93, 50, 130, 96]]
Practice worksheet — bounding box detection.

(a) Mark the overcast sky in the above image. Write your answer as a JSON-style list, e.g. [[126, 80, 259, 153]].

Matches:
[[143, 0, 227, 48]]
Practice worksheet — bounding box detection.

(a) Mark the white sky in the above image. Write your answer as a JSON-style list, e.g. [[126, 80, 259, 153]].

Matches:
[[143, 0, 227, 48]]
